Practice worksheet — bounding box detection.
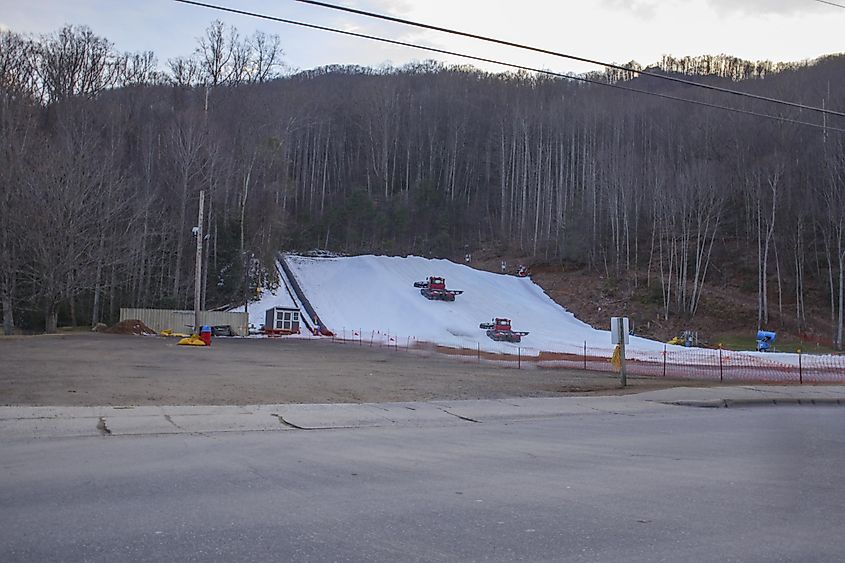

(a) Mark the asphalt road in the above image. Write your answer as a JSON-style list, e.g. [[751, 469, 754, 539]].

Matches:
[[2, 405, 844, 562]]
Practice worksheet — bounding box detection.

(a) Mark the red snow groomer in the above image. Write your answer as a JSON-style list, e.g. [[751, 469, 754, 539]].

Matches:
[[413, 276, 463, 301], [479, 318, 529, 343]]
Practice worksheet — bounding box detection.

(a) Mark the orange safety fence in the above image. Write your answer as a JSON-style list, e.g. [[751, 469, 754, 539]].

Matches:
[[326, 331, 845, 384]]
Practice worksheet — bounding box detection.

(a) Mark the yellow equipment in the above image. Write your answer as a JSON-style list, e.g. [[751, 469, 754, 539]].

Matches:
[[161, 329, 190, 338], [177, 335, 207, 346]]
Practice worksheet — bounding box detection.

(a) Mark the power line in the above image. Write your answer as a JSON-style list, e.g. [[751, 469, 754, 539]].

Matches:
[[171, 0, 845, 133], [812, 0, 845, 8], [293, 0, 845, 120]]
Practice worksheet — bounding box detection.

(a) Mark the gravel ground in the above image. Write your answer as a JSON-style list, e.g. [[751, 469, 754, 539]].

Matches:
[[0, 333, 717, 406]]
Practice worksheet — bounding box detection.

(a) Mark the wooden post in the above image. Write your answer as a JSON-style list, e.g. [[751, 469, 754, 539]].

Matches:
[[718, 344, 724, 383], [477, 342, 480, 363], [518, 347, 521, 369], [583, 341, 587, 370], [618, 317, 627, 387], [798, 348, 803, 384], [193, 190, 205, 335], [663, 344, 667, 378]]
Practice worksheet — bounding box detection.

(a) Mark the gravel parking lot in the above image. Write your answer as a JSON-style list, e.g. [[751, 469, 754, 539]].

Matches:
[[0, 333, 714, 406]]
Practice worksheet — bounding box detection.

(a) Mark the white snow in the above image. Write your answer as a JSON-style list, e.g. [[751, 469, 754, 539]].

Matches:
[[229, 282, 301, 331], [283, 254, 668, 357], [225, 253, 836, 375]]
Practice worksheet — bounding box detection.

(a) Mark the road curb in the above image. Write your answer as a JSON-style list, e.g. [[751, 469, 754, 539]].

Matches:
[[3, 392, 844, 439], [661, 398, 844, 408]]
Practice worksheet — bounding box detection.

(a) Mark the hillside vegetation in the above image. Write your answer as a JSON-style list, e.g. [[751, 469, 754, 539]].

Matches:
[[0, 23, 843, 349]]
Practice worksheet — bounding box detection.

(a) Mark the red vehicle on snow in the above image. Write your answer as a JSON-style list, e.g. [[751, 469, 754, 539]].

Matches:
[[479, 318, 529, 343], [413, 276, 463, 301]]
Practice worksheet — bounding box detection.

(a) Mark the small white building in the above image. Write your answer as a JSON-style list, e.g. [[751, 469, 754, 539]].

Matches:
[[264, 306, 301, 334], [259, 286, 303, 335]]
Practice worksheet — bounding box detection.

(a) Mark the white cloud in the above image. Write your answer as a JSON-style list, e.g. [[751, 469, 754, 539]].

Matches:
[[599, 0, 660, 19], [703, 0, 825, 15], [356, 0, 414, 15]]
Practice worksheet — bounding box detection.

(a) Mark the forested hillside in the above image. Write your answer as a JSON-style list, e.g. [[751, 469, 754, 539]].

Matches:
[[1, 23, 843, 348]]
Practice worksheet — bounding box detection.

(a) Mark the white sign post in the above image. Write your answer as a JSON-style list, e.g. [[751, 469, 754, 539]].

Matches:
[[611, 317, 629, 387]]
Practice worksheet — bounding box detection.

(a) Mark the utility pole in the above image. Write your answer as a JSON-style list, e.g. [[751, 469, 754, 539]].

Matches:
[[194, 190, 205, 335]]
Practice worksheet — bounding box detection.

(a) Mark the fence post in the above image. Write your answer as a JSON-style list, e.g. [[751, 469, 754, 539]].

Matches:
[[663, 344, 667, 378], [718, 344, 724, 383], [798, 348, 803, 384], [359, 328, 362, 346], [477, 342, 480, 363], [617, 317, 627, 387], [583, 341, 587, 371], [518, 347, 521, 369]]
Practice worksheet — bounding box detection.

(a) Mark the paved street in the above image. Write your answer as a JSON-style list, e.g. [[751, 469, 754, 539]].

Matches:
[[2, 400, 844, 562]]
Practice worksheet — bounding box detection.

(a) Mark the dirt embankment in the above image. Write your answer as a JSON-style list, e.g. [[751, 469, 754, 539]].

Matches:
[[99, 319, 157, 336], [459, 248, 831, 347]]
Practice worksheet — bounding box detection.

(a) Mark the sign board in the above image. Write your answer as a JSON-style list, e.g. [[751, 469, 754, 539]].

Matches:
[[611, 317, 630, 345]]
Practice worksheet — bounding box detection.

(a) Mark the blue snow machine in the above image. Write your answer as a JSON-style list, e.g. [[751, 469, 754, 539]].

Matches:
[[756, 330, 776, 352]]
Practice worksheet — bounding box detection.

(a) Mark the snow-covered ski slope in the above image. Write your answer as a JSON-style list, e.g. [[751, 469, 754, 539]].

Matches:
[[230, 264, 319, 338], [233, 285, 296, 328], [231, 254, 836, 374], [284, 254, 666, 356]]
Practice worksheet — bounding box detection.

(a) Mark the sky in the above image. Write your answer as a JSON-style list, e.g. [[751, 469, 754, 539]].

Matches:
[[1, 0, 843, 75]]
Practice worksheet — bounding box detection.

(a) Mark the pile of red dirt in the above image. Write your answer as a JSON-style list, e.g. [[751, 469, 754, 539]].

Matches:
[[102, 319, 157, 336]]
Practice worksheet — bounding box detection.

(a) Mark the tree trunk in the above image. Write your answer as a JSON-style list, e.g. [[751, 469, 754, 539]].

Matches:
[[838, 234, 844, 350], [91, 232, 105, 327], [108, 264, 116, 325], [1, 281, 13, 336], [173, 172, 189, 305], [757, 196, 763, 328], [45, 305, 58, 334]]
